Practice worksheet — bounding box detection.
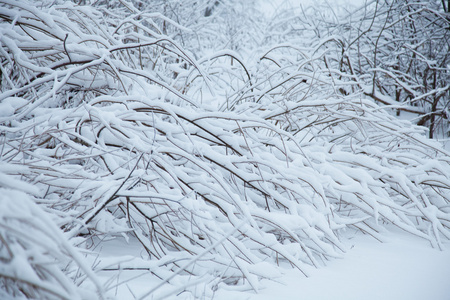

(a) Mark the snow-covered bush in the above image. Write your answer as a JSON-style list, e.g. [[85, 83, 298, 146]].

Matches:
[[270, 0, 450, 138], [1, 0, 449, 298], [0, 166, 104, 299]]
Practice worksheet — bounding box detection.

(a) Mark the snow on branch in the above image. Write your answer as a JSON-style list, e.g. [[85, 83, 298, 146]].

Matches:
[[1, 0, 449, 298]]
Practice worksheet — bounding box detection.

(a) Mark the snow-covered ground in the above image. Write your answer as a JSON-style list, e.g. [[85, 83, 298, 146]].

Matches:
[[97, 229, 450, 300], [213, 229, 450, 300]]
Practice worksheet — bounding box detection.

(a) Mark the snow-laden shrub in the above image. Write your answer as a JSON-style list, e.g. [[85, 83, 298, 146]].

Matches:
[[1, 0, 449, 298], [0, 166, 104, 299], [267, 0, 450, 138]]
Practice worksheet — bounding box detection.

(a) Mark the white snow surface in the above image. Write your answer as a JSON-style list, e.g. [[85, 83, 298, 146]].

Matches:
[[99, 229, 450, 300], [236, 231, 450, 300]]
